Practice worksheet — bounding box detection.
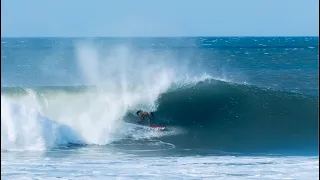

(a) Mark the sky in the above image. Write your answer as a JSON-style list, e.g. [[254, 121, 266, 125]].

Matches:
[[1, 0, 319, 37]]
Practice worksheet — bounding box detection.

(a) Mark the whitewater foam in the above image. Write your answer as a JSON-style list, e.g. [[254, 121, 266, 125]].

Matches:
[[1, 43, 179, 151], [1, 96, 84, 151]]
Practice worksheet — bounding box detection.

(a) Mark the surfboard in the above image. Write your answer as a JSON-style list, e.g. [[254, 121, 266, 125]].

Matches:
[[150, 126, 166, 131]]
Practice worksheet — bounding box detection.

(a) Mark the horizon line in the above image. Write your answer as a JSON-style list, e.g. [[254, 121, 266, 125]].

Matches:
[[1, 35, 319, 38]]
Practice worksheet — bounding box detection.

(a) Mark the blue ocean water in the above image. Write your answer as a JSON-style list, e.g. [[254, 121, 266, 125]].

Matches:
[[1, 37, 319, 179]]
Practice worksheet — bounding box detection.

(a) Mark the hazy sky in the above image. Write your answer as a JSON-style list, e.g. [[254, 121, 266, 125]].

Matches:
[[1, 0, 319, 37]]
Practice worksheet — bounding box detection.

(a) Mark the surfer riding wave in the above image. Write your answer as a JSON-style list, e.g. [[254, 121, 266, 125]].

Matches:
[[135, 110, 166, 130]]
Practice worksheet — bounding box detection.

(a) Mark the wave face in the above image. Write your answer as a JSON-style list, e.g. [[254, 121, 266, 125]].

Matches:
[[154, 80, 318, 153], [1, 79, 318, 153]]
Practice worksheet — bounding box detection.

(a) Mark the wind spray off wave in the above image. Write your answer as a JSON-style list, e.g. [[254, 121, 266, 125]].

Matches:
[[1, 42, 194, 151]]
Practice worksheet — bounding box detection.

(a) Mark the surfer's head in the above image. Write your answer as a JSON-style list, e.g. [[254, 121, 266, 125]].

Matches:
[[136, 110, 149, 117]]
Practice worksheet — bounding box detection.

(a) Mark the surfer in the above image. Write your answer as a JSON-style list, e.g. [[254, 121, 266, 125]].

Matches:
[[136, 110, 155, 126], [135, 110, 165, 130]]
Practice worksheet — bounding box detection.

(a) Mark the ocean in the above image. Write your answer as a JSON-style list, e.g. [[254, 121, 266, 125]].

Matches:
[[1, 37, 319, 179]]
